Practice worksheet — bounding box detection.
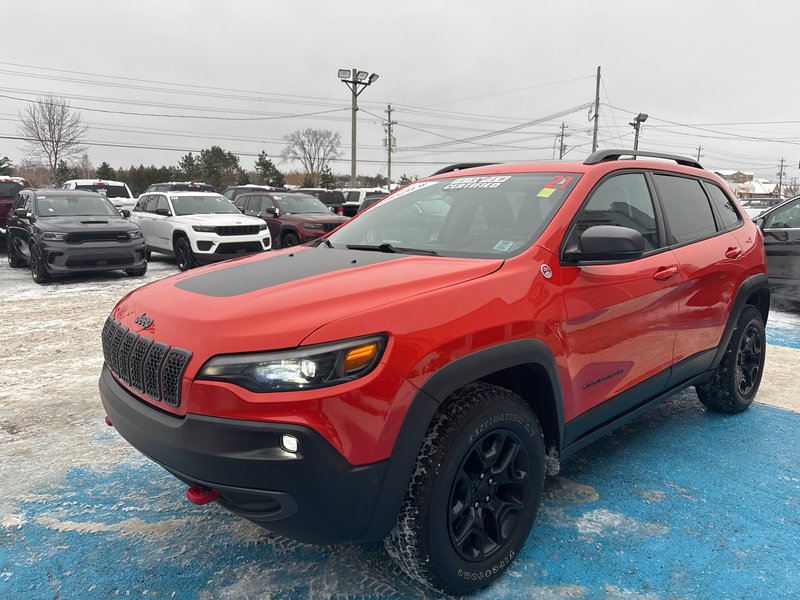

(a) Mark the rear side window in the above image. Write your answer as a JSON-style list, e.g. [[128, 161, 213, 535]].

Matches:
[[575, 173, 660, 250], [0, 181, 23, 197], [653, 174, 717, 245], [705, 183, 741, 229]]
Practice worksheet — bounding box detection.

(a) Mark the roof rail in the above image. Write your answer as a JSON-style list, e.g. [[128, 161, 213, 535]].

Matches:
[[431, 163, 497, 176], [584, 149, 703, 170]]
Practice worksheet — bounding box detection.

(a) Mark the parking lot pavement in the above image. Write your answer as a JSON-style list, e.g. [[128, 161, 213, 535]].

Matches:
[[1, 253, 798, 599]]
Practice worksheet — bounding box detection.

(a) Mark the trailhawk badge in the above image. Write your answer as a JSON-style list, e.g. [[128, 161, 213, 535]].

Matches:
[[540, 264, 553, 279]]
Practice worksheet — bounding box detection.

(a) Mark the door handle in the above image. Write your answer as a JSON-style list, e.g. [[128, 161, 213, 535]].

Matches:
[[653, 266, 679, 281], [725, 247, 742, 259]]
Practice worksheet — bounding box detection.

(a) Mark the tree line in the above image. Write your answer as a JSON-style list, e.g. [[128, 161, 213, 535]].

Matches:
[[6, 94, 410, 193]]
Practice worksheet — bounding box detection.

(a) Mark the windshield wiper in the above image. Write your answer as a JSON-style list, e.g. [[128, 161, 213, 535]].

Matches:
[[346, 243, 438, 256], [318, 237, 334, 248]]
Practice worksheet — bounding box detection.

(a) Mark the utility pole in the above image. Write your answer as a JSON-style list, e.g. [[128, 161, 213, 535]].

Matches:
[[695, 145, 704, 163], [591, 66, 601, 152], [777, 158, 786, 198], [558, 123, 569, 159], [337, 68, 379, 186], [385, 104, 397, 190]]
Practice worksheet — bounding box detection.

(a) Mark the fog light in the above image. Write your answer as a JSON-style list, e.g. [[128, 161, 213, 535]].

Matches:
[[281, 434, 299, 453]]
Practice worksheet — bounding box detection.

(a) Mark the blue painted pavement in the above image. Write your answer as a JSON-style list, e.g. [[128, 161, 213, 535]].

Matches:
[[2, 392, 798, 599]]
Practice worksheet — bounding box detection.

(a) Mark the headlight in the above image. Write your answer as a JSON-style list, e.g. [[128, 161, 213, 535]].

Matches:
[[42, 232, 67, 241], [198, 334, 387, 392], [302, 223, 325, 230], [128, 230, 144, 239], [258, 222, 267, 230], [192, 225, 216, 233]]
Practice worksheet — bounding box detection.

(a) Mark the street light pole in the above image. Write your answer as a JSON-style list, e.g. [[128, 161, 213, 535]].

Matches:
[[630, 112, 648, 151], [338, 68, 379, 186]]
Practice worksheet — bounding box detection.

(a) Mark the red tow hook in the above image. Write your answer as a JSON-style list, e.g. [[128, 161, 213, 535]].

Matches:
[[104, 416, 114, 427], [186, 485, 219, 505]]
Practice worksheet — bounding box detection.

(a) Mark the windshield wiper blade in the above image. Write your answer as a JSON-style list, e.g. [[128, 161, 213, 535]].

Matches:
[[317, 237, 334, 248], [346, 243, 438, 256]]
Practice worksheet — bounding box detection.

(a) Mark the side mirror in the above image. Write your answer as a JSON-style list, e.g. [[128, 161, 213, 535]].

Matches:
[[120, 209, 131, 218], [753, 217, 765, 229], [265, 207, 279, 217], [14, 208, 29, 218], [567, 225, 645, 262], [155, 207, 171, 216]]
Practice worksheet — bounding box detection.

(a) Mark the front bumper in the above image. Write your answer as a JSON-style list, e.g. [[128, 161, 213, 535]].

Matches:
[[190, 232, 271, 264], [98, 365, 388, 544], [40, 239, 146, 273]]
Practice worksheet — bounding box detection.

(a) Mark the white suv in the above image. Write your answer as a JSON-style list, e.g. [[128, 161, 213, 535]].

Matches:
[[61, 179, 136, 211], [130, 191, 271, 270]]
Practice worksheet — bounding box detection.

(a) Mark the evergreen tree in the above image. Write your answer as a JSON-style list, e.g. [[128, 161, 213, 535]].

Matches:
[[0, 156, 13, 176], [319, 166, 337, 188], [176, 152, 202, 181], [254, 151, 285, 187], [398, 174, 414, 187], [95, 161, 116, 180], [54, 159, 79, 184], [301, 173, 315, 187]]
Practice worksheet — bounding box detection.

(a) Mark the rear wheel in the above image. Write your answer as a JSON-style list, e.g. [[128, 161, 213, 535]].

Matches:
[[385, 383, 545, 594], [174, 237, 197, 271], [7, 236, 24, 268], [30, 243, 51, 284], [696, 305, 765, 413]]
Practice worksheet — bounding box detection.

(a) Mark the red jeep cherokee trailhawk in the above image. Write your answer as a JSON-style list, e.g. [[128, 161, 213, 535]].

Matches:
[[99, 150, 769, 594]]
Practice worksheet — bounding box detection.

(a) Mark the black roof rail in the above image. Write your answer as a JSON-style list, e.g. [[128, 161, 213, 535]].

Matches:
[[584, 149, 703, 170], [431, 162, 497, 176]]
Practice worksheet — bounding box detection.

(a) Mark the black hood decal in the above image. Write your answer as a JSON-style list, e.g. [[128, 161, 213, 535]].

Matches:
[[174, 247, 408, 297]]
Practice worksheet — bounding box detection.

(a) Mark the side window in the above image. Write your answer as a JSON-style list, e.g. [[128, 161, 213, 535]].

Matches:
[[244, 196, 260, 213], [260, 197, 275, 213], [575, 173, 659, 250], [346, 191, 360, 203], [23, 193, 33, 211], [705, 183, 741, 229], [234, 196, 247, 211], [764, 199, 800, 229], [653, 174, 718, 245], [144, 195, 157, 213], [134, 196, 148, 212], [222, 189, 235, 200], [155, 195, 170, 213], [14, 193, 28, 210]]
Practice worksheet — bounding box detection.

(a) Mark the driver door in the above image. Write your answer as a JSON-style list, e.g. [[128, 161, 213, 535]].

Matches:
[[761, 197, 800, 297]]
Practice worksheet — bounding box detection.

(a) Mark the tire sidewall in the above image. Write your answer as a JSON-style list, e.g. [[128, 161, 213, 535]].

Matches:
[[30, 244, 49, 283], [425, 401, 544, 592], [282, 232, 299, 248], [728, 308, 766, 405], [175, 237, 193, 271]]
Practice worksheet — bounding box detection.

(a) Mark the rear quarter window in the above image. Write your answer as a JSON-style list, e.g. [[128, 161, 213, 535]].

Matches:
[[653, 174, 718, 245], [705, 183, 741, 229]]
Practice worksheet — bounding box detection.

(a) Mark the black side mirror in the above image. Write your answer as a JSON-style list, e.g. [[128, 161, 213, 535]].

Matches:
[[266, 207, 279, 217], [567, 225, 645, 262], [120, 209, 131, 218], [155, 207, 171, 216], [14, 208, 29, 218]]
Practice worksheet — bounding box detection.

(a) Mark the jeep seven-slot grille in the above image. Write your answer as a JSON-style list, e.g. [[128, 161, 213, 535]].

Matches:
[[215, 225, 260, 236], [102, 317, 192, 407]]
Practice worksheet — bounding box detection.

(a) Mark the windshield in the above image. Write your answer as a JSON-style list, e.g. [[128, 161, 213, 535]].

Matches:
[[171, 194, 241, 215], [34, 194, 119, 217], [0, 182, 23, 197], [327, 173, 580, 258], [75, 183, 131, 199], [274, 194, 330, 214]]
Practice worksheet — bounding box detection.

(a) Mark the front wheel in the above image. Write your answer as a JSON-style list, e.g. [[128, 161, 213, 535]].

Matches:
[[385, 383, 545, 594], [30, 243, 51, 284], [125, 261, 148, 277], [695, 305, 766, 413], [7, 236, 24, 268], [281, 232, 300, 248], [174, 237, 197, 271]]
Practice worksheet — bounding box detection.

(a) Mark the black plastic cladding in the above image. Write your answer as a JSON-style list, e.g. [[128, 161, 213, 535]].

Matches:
[[101, 317, 191, 407]]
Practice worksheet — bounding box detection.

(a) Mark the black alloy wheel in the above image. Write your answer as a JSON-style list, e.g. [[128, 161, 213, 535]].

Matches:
[[448, 429, 530, 561], [282, 232, 300, 248], [30, 243, 51, 284], [734, 322, 763, 397], [7, 236, 24, 268], [175, 237, 197, 271]]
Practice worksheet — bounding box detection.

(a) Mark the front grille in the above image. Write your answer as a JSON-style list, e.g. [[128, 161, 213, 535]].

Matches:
[[65, 231, 130, 243], [215, 241, 263, 254], [102, 317, 192, 408], [215, 225, 261, 236]]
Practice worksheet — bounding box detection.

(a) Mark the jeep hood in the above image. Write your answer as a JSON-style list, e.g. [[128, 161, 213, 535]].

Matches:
[[111, 246, 502, 357], [172, 213, 264, 226]]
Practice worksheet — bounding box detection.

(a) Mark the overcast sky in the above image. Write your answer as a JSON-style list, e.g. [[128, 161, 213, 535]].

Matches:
[[3, 0, 799, 183]]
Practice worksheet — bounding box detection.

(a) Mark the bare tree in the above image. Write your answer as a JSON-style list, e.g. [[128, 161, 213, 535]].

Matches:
[[281, 128, 341, 186], [17, 94, 88, 179]]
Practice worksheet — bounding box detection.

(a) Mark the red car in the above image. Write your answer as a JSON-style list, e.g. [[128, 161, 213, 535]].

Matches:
[[233, 191, 348, 248], [0, 176, 32, 238], [99, 150, 769, 594]]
